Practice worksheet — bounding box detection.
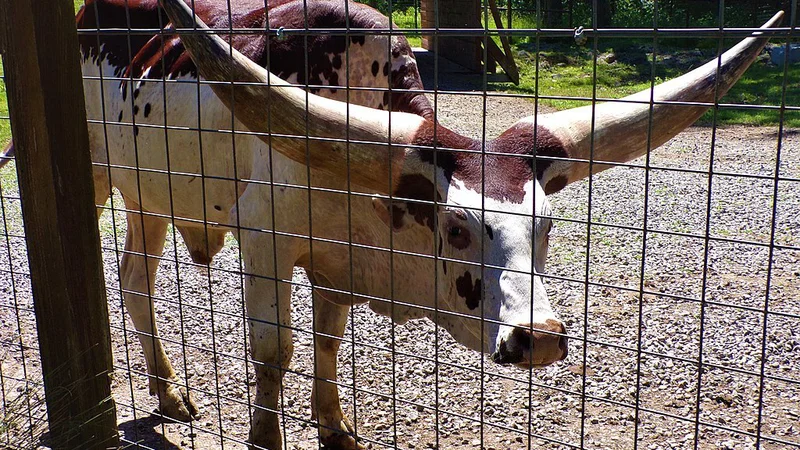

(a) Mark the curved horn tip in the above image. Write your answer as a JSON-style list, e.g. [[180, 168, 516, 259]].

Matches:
[[766, 10, 785, 27]]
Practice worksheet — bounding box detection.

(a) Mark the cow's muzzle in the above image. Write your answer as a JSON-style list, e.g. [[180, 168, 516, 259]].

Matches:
[[491, 319, 568, 368]]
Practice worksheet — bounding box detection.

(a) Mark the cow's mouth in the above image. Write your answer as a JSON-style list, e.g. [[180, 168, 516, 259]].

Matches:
[[490, 341, 523, 365]]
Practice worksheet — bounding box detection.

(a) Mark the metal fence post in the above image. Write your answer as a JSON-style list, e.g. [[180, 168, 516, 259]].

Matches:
[[0, 0, 119, 448]]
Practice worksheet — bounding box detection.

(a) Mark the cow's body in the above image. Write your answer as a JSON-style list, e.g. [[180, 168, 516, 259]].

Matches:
[[79, 1, 443, 447], [81, 0, 432, 242]]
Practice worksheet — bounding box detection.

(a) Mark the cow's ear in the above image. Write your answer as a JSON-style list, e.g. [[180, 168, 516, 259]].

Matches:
[[371, 197, 416, 232]]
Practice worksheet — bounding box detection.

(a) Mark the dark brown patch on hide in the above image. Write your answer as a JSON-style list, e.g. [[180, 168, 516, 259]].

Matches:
[[410, 120, 570, 203], [393, 174, 440, 232], [410, 121, 531, 203], [389, 204, 407, 230], [82, 0, 432, 120], [409, 121, 477, 182], [456, 271, 481, 310], [389, 60, 433, 119], [77, 0, 166, 77]]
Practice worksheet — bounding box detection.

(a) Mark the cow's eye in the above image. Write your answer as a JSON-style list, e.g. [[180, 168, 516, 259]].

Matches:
[[446, 223, 471, 249]]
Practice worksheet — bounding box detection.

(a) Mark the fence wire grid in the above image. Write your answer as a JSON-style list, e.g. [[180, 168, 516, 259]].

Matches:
[[1, 0, 799, 449]]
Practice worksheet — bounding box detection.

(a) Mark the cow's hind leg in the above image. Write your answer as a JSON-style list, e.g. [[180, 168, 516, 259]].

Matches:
[[121, 197, 199, 421], [310, 293, 363, 450]]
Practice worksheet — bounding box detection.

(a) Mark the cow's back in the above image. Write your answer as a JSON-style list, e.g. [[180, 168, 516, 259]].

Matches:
[[77, 0, 433, 117]]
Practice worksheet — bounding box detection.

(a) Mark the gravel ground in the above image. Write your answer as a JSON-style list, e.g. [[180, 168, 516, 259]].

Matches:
[[1, 92, 799, 450]]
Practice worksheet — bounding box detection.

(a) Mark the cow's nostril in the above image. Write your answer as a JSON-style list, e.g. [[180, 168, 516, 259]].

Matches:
[[491, 341, 524, 365], [558, 334, 568, 360]]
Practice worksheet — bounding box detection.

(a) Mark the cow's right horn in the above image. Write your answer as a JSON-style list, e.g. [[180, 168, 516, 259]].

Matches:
[[536, 11, 783, 193], [160, 0, 426, 194]]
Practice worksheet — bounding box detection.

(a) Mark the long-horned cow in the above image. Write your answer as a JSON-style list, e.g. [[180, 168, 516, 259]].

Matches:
[[12, 0, 779, 447]]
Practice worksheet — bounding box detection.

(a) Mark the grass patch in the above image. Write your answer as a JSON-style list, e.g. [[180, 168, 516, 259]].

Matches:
[[711, 60, 800, 126], [0, 74, 9, 148], [488, 38, 800, 127], [385, 3, 800, 128]]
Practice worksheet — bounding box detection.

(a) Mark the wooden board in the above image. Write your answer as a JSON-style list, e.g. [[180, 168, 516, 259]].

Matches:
[[0, 0, 119, 448]]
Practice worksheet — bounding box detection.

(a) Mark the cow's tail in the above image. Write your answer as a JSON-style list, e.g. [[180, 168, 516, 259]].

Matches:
[[0, 141, 14, 170]]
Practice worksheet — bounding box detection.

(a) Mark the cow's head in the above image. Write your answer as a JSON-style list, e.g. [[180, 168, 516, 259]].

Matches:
[[369, 138, 565, 366], [161, 0, 781, 368]]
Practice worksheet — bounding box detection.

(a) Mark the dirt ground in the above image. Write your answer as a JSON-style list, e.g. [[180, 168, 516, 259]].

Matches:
[[1, 90, 799, 449]]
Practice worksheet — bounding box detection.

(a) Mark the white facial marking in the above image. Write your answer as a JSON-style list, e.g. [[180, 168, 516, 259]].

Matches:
[[441, 176, 556, 354]]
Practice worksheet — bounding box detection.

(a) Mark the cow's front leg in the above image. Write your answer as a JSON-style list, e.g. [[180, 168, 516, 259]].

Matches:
[[121, 198, 198, 421], [311, 294, 363, 450], [241, 231, 294, 450]]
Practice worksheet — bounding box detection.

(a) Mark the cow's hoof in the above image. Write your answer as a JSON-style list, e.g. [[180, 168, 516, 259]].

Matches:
[[155, 382, 199, 422], [320, 433, 364, 450], [247, 433, 283, 450], [320, 418, 365, 450]]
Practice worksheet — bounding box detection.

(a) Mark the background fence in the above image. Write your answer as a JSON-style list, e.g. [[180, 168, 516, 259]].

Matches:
[[1, 0, 799, 449], [378, 0, 795, 31]]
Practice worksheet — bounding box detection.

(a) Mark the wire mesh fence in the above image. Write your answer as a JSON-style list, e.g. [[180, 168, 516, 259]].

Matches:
[[1, 0, 799, 449]]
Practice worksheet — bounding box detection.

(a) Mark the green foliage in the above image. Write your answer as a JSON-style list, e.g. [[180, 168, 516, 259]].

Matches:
[[391, 6, 422, 47], [0, 73, 9, 148], [448, 0, 800, 127], [374, 0, 418, 19], [496, 37, 800, 127], [552, 0, 788, 29]]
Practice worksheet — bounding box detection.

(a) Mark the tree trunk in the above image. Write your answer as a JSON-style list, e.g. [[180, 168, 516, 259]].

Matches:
[[595, 0, 614, 28], [545, 0, 563, 27]]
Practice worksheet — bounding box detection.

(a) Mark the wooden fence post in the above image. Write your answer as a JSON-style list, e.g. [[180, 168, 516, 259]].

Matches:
[[0, 0, 119, 448]]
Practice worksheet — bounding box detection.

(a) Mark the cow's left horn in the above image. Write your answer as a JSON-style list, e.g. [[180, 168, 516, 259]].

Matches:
[[159, 0, 426, 194], [536, 11, 783, 193]]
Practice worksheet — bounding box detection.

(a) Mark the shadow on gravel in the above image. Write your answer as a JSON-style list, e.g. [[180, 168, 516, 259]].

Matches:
[[118, 415, 182, 450], [691, 123, 800, 136], [413, 48, 486, 92]]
